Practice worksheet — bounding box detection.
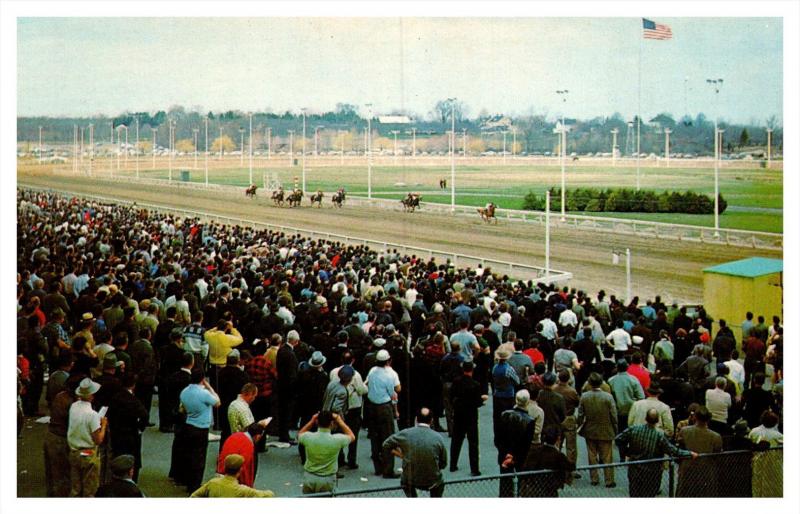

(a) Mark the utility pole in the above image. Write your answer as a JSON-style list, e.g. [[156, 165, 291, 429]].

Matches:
[[205, 117, 209, 186], [664, 128, 671, 168], [366, 103, 373, 199], [152, 127, 157, 169], [611, 128, 619, 167]]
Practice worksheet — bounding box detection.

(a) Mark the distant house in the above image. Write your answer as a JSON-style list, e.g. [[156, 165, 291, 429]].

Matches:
[[480, 115, 513, 131], [378, 115, 412, 124]]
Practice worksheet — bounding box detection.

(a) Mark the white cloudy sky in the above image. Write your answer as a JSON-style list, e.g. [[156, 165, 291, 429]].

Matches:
[[17, 16, 783, 123]]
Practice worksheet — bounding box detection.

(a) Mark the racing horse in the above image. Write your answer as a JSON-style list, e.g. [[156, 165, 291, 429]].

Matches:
[[271, 188, 285, 206], [309, 190, 324, 208], [245, 184, 258, 198], [400, 193, 421, 213], [287, 189, 304, 208], [331, 188, 346, 208], [477, 202, 498, 224]]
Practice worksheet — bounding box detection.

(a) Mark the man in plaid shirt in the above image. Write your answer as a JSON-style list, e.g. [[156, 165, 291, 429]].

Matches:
[[615, 408, 697, 497], [182, 311, 207, 370], [244, 349, 275, 446]]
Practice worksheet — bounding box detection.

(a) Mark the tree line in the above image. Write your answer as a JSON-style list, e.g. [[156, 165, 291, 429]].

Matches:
[[522, 187, 729, 215]]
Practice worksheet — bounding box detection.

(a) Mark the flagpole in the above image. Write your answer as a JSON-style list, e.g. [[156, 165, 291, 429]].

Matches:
[[637, 20, 642, 191]]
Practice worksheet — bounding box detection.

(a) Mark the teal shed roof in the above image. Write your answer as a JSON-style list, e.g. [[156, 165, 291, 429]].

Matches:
[[703, 257, 783, 278]]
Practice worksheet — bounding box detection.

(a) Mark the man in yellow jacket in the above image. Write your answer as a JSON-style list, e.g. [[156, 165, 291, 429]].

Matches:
[[205, 319, 244, 392], [191, 454, 275, 498]]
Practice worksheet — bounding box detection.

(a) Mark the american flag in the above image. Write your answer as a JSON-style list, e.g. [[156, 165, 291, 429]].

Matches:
[[642, 18, 672, 40]]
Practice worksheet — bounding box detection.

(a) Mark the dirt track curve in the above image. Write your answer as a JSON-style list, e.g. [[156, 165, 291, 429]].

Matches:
[[19, 172, 782, 305]]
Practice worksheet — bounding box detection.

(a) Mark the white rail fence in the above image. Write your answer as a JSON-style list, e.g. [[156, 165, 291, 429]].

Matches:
[[19, 184, 573, 284], [83, 173, 782, 251]]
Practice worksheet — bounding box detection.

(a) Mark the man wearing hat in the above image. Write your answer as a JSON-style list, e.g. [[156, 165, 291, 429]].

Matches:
[[496, 389, 535, 497], [191, 454, 275, 498], [491, 344, 520, 451], [297, 351, 330, 464], [73, 312, 96, 351], [67, 377, 107, 497], [628, 381, 675, 438], [329, 353, 368, 469], [96, 454, 144, 497], [576, 372, 618, 487], [365, 349, 401, 478]]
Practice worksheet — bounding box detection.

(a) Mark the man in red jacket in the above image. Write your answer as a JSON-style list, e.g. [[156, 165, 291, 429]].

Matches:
[[626, 352, 651, 392], [216, 420, 269, 487]]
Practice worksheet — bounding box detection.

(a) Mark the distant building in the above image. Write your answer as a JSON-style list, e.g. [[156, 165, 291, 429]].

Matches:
[[378, 115, 412, 124]]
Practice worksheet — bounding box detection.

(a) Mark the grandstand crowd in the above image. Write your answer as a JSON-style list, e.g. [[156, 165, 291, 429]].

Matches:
[[16, 188, 784, 498]]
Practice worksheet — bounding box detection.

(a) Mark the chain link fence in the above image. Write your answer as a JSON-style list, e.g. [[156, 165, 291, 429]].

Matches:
[[303, 447, 782, 498]]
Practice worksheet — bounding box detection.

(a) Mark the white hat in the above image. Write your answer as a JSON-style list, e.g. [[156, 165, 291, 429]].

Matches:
[[373, 337, 386, 348], [376, 349, 391, 362], [287, 330, 300, 342], [433, 302, 444, 313], [75, 378, 101, 398]]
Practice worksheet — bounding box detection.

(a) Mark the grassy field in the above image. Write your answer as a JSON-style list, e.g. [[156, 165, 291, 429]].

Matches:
[[35, 157, 783, 232]]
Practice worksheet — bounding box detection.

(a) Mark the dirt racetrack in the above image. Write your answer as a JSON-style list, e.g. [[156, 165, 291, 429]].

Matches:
[[18, 170, 782, 305]]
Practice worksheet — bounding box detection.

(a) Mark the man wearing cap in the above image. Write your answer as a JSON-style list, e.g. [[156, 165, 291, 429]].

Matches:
[[297, 351, 330, 464], [329, 352, 368, 469], [67, 377, 108, 497], [497, 389, 535, 497], [217, 420, 270, 487], [96, 454, 144, 497], [191, 454, 275, 498], [576, 372, 618, 487], [537, 372, 566, 434], [607, 359, 645, 434], [382, 407, 448, 497], [628, 381, 675, 438], [366, 349, 401, 478], [299, 411, 356, 493], [450, 361, 487, 476]]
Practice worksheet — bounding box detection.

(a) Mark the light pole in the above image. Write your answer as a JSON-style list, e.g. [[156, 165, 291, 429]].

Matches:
[[301, 108, 307, 194], [204, 117, 209, 186], [38, 126, 43, 163], [266, 127, 271, 161], [339, 130, 345, 165], [110, 122, 114, 145], [412, 127, 416, 158], [556, 89, 569, 220], [239, 127, 245, 167], [193, 128, 199, 170], [80, 126, 84, 171], [218, 126, 223, 160], [287, 130, 295, 166], [73, 125, 78, 174], [151, 127, 157, 169], [462, 128, 467, 158], [116, 126, 122, 175], [611, 128, 619, 167], [391, 130, 399, 164], [314, 125, 324, 157], [135, 116, 140, 179], [706, 78, 723, 237], [124, 125, 128, 169], [365, 103, 373, 199], [511, 128, 516, 160], [449, 98, 456, 212], [168, 120, 174, 182], [88, 124, 93, 176], [502, 130, 507, 165], [766, 128, 772, 167], [664, 128, 671, 168], [248, 113, 253, 185]]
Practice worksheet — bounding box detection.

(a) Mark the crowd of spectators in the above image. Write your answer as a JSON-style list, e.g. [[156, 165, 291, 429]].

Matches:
[[17, 188, 784, 498]]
